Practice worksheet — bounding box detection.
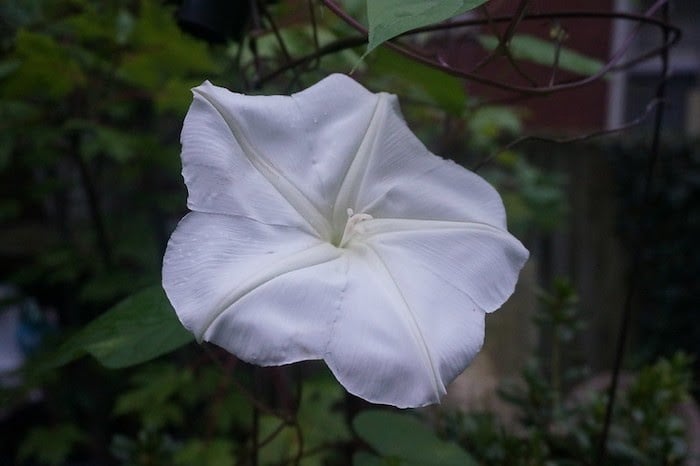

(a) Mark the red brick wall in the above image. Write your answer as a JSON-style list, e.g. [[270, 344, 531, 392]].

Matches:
[[447, 0, 614, 131]]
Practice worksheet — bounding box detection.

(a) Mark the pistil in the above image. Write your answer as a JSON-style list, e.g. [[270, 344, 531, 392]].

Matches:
[[338, 208, 373, 248]]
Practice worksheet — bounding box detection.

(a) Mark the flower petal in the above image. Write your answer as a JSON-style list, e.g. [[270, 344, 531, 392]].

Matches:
[[162, 212, 339, 343], [361, 218, 529, 312], [203, 255, 347, 365], [332, 92, 507, 228], [166, 74, 531, 408], [324, 245, 485, 408], [181, 76, 379, 238]]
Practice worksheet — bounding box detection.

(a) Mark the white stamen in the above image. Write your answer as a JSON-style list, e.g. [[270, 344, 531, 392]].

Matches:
[[339, 209, 373, 247]]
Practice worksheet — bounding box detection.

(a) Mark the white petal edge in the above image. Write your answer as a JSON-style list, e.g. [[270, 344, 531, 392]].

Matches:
[[181, 75, 380, 238], [203, 255, 347, 365], [324, 245, 486, 408], [162, 212, 334, 340], [333, 92, 508, 229], [360, 218, 529, 313]]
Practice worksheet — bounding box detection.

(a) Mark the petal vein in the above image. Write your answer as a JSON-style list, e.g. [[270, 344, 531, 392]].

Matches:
[[201, 242, 342, 340], [331, 94, 387, 233], [362, 243, 443, 400], [195, 88, 331, 239]]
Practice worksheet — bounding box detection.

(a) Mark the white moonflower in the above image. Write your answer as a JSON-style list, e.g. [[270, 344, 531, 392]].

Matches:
[[162, 74, 529, 408]]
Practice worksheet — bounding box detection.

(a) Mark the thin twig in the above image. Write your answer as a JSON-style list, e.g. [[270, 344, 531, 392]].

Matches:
[[468, 4, 502, 74], [548, 23, 566, 87], [279, 442, 339, 464], [259, 1, 303, 91], [254, 36, 366, 87], [502, 0, 530, 44], [249, 0, 264, 83], [320, 0, 679, 95], [233, 39, 251, 91], [504, 44, 539, 87], [415, 9, 680, 75], [498, 0, 539, 86], [252, 398, 259, 466], [471, 98, 663, 171], [257, 420, 288, 448], [307, 0, 321, 70], [595, 2, 670, 464], [204, 346, 285, 419], [293, 421, 304, 466], [261, 4, 292, 63]]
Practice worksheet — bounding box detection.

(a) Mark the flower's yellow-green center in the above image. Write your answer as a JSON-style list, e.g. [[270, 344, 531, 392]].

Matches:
[[335, 208, 373, 248]]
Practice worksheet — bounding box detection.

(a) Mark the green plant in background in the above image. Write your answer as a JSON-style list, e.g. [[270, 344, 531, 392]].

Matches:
[[353, 410, 479, 466], [611, 139, 700, 387], [439, 279, 693, 466], [485, 151, 568, 234], [0, 0, 226, 463], [0, 0, 223, 312], [17, 423, 86, 466], [0, 0, 693, 465], [106, 362, 252, 466]]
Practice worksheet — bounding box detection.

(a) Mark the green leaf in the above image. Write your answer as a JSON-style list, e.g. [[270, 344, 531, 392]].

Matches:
[[478, 34, 604, 76], [45, 286, 193, 370], [0, 30, 86, 100], [368, 49, 466, 115], [366, 0, 488, 54], [354, 410, 478, 466], [118, 0, 218, 96], [113, 363, 193, 429], [353, 451, 389, 466], [259, 372, 350, 465], [18, 424, 85, 466], [352, 451, 392, 466], [174, 439, 236, 466], [469, 106, 521, 136], [65, 119, 141, 163], [155, 77, 206, 115]]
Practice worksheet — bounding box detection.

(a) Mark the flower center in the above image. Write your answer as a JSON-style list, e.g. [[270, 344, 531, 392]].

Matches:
[[337, 208, 373, 248]]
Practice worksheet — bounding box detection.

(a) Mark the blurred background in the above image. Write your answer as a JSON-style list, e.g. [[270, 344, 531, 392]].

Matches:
[[0, 0, 698, 465]]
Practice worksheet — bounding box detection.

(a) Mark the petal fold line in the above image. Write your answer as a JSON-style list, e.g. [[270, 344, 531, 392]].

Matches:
[[357, 217, 517, 239], [360, 243, 444, 400], [331, 94, 385, 232], [201, 242, 343, 340], [194, 86, 332, 239]]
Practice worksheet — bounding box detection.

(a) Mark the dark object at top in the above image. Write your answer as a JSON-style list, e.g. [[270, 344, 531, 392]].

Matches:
[[177, 0, 249, 44]]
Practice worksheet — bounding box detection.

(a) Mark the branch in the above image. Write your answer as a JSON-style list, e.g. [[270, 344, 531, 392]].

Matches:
[[320, 0, 680, 95], [595, 2, 671, 463], [253, 36, 366, 87], [471, 98, 663, 171]]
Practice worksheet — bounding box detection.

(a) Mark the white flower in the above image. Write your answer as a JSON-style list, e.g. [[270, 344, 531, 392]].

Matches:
[[162, 74, 529, 408]]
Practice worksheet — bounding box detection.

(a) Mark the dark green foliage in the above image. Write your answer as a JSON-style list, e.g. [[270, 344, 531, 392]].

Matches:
[[0, 0, 224, 317], [0, 1, 693, 465], [39, 286, 193, 370], [440, 281, 693, 466], [17, 423, 86, 466], [353, 410, 478, 465], [0, 1, 227, 464], [611, 139, 700, 387], [487, 153, 568, 234]]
